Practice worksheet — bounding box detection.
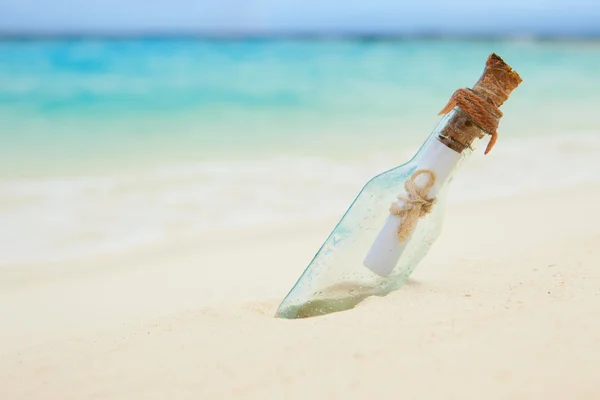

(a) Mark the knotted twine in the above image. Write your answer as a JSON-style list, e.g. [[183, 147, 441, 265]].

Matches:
[[389, 169, 437, 242], [438, 88, 503, 155]]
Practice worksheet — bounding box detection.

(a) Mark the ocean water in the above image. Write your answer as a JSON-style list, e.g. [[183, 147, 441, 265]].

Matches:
[[1, 38, 600, 266]]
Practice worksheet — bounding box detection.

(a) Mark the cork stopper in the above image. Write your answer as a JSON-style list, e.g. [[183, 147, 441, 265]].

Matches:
[[473, 53, 523, 108], [438, 53, 523, 153]]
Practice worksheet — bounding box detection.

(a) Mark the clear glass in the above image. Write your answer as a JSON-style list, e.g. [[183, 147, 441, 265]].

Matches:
[[275, 113, 473, 319]]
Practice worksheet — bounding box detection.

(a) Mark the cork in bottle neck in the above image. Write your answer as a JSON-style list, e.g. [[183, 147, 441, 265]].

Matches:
[[438, 53, 522, 153]]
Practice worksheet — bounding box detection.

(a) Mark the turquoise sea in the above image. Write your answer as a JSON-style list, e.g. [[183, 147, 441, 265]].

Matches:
[[1, 39, 600, 266]]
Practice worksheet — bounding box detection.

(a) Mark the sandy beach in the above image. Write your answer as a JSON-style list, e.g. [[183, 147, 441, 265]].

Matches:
[[1, 184, 599, 399]]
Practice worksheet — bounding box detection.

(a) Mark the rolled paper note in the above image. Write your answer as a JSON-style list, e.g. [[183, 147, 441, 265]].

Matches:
[[363, 138, 463, 277]]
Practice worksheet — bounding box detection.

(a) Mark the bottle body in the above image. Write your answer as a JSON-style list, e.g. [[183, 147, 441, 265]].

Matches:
[[363, 136, 463, 276], [276, 113, 470, 319]]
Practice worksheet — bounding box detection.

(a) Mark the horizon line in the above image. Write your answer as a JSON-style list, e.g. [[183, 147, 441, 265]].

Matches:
[[1, 30, 600, 41]]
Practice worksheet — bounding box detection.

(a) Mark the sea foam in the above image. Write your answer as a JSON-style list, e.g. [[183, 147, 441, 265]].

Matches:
[[1, 132, 599, 267]]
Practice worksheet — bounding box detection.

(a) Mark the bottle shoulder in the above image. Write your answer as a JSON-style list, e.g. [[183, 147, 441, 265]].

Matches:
[[362, 162, 416, 190]]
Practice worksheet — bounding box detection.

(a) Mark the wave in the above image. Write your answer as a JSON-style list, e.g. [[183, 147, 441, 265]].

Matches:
[[1, 131, 599, 267]]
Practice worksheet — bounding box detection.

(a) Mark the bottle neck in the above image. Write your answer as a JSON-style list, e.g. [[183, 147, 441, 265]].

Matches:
[[411, 128, 466, 197], [436, 108, 488, 154]]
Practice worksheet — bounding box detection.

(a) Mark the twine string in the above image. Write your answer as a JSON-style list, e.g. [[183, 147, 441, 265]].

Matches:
[[438, 88, 503, 154]]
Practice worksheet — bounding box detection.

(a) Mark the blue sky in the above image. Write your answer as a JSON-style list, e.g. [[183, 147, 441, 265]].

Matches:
[[0, 0, 598, 36]]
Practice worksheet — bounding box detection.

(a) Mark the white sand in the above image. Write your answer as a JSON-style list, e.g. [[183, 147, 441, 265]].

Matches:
[[1, 185, 600, 399]]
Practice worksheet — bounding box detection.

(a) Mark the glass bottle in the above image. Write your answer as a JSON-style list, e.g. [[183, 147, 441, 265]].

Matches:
[[275, 53, 522, 319]]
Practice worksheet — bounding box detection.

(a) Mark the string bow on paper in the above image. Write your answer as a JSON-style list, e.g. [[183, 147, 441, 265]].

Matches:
[[389, 169, 437, 242]]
